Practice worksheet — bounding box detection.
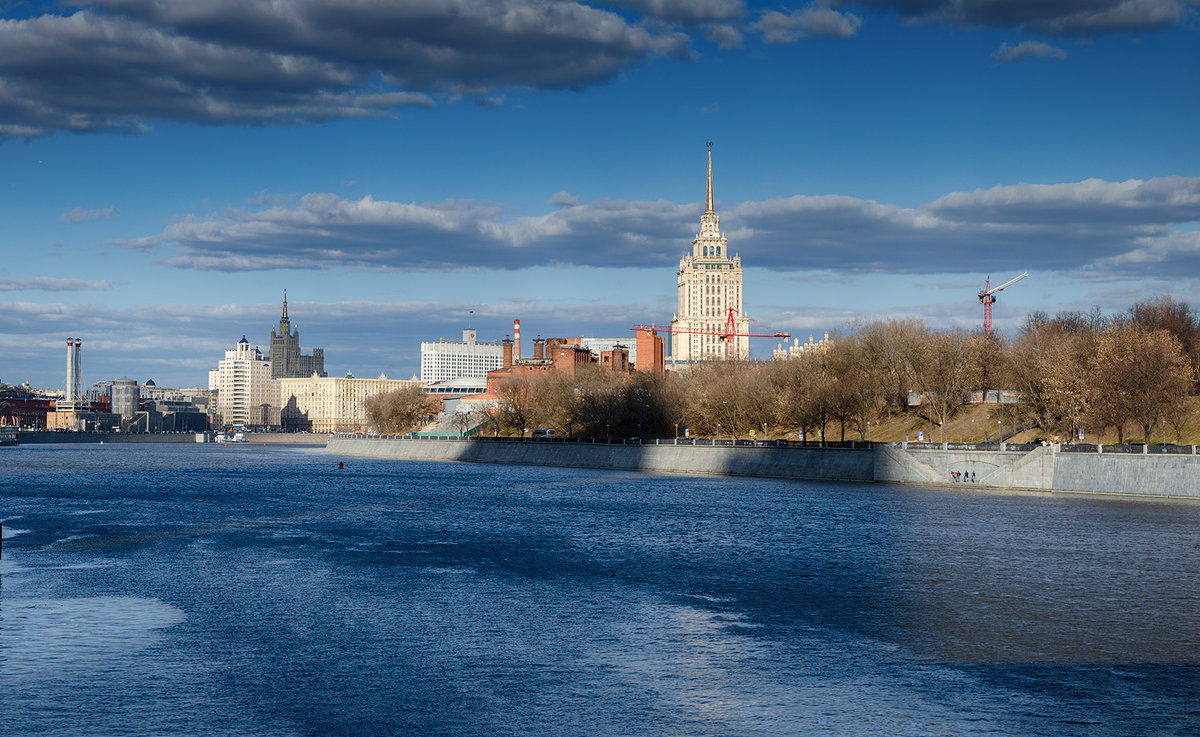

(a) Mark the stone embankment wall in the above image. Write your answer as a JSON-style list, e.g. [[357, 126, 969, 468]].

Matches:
[[17, 431, 204, 444], [327, 437, 874, 482], [326, 438, 1200, 500]]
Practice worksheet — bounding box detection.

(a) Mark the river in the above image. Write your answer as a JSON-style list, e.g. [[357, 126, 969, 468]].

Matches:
[[1, 443, 1197, 736]]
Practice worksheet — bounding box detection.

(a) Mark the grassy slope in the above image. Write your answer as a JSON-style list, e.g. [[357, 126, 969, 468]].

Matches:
[[856, 396, 1200, 445]]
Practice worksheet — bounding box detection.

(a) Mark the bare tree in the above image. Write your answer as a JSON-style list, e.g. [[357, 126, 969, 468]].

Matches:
[[494, 375, 535, 437], [364, 386, 440, 435], [1089, 325, 1192, 443], [1005, 323, 1092, 440], [908, 330, 975, 441], [858, 319, 925, 414], [1126, 296, 1200, 389]]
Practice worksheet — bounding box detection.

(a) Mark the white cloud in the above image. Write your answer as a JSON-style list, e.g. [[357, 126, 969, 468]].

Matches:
[[704, 23, 745, 48], [750, 4, 863, 43], [0, 1, 689, 137], [993, 41, 1068, 62], [844, 0, 1188, 35], [59, 206, 119, 223], [0, 277, 112, 292], [116, 176, 1200, 280]]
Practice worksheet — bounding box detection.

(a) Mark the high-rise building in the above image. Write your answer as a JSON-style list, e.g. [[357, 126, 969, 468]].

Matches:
[[670, 144, 749, 362], [268, 291, 326, 379], [209, 336, 277, 427], [420, 328, 503, 383]]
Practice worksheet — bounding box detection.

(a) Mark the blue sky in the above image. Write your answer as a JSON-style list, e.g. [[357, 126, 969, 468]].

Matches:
[[2, 0, 1198, 390]]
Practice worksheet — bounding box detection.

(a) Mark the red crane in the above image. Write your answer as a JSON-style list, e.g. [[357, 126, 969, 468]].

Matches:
[[633, 306, 790, 362], [978, 272, 1028, 337]]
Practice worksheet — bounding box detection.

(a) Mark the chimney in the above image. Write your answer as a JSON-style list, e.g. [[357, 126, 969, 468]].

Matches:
[[513, 319, 521, 361], [502, 338, 513, 369], [534, 338, 544, 360]]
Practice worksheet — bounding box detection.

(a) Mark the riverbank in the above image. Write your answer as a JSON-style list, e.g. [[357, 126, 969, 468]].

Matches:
[[326, 436, 1200, 500], [13, 431, 329, 445]]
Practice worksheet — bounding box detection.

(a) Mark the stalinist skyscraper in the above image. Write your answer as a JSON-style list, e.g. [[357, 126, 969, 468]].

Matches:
[[670, 143, 749, 362]]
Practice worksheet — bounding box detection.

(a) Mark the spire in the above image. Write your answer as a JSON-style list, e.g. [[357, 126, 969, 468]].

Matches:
[[282, 289, 288, 320], [704, 140, 714, 214]]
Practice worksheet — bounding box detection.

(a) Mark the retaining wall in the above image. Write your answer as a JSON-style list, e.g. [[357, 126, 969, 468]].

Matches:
[[16, 431, 204, 444], [327, 437, 1200, 499], [326, 437, 873, 482]]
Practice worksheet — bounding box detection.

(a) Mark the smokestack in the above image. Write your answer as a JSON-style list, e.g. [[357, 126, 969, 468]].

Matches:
[[534, 339, 544, 360], [65, 338, 82, 403], [513, 319, 521, 361], [65, 339, 74, 402]]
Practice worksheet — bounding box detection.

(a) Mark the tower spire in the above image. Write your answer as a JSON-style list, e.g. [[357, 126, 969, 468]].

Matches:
[[705, 140, 714, 214], [282, 289, 288, 320]]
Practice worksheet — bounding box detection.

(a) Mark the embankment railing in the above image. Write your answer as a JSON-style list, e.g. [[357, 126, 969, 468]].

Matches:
[[330, 434, 1199, 456]]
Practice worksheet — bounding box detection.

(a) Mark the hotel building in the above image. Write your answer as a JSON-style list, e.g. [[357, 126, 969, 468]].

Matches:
[[670, 145, 750, 362]]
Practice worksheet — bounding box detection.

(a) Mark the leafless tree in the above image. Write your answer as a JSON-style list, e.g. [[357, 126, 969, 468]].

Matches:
[[908, 330, 976, 440], [1088, 325, 1192, 443], [364, 386, 440, 435]]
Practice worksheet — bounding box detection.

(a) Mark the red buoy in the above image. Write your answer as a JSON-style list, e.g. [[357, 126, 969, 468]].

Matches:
[[338, 462, 344, 469]]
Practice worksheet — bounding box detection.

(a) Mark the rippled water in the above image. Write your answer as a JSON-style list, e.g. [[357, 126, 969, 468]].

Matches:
[[2, 443, 1198, 736]]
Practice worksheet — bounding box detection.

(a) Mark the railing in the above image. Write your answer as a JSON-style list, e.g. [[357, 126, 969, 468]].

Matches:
[[329, 433, 873, 450], [328, 433, 1200, 456]]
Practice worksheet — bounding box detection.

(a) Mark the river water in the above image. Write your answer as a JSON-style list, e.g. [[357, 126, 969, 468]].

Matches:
[[1, 443, 1198, 736]]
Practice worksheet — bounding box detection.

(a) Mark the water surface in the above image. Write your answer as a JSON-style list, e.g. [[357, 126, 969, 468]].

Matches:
[[1, 443, 1197, 735]]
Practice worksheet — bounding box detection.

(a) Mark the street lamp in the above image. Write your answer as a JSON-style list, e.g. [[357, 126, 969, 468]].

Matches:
[[675, 423, 679, 442], [717, 423, 721, 442]]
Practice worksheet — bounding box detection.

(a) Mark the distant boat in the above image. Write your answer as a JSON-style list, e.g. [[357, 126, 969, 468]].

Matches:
[[214, 433, 227, 443], [231, 431, 248, 443]]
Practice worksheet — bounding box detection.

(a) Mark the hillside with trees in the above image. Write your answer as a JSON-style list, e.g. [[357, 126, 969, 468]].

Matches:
[[362, 296, 1200, 446]]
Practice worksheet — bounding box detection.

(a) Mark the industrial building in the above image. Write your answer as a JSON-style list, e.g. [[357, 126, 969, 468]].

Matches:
[[484, 320, 664, 394]]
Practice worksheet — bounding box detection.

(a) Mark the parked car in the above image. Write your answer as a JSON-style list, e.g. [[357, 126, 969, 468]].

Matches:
[[531, 429, 556, 439]]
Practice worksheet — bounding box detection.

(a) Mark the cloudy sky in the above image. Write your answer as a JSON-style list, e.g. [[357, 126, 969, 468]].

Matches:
[[2, 0, 1198, 390]]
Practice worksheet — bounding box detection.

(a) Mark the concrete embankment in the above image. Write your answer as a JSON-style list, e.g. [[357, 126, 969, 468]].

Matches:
[[12, 431, 327, 445], [16, 431, 205, 444], [327, 437, 1200, 500], [327, 436, 873, 481]]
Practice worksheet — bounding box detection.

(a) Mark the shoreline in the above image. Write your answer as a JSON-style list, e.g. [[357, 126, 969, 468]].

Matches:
[[12, 431, 329, 445], [326, 436, 1200, 501]]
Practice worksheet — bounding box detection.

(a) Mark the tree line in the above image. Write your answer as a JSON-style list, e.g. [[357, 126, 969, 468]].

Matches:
[[369, 295, 1199, 445]]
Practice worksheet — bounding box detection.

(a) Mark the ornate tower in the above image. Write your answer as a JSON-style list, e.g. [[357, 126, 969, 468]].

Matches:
[[669, 143, 749, 362], [269, 290, 326, 379]]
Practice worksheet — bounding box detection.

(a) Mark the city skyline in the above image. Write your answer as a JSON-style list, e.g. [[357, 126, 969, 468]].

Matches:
[[2, 0, 1198, 389]]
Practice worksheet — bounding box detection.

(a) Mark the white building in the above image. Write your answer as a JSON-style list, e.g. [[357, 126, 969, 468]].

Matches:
[[773, 333, 832, 360], [208, 336, 277, 427], [670, 144, 750, 362], [420, 328, 503, 383]]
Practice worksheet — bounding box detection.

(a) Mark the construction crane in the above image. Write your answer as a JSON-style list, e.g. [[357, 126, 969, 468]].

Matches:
[[978, 272, 1028, 337], [633, 307, 790, 363]]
